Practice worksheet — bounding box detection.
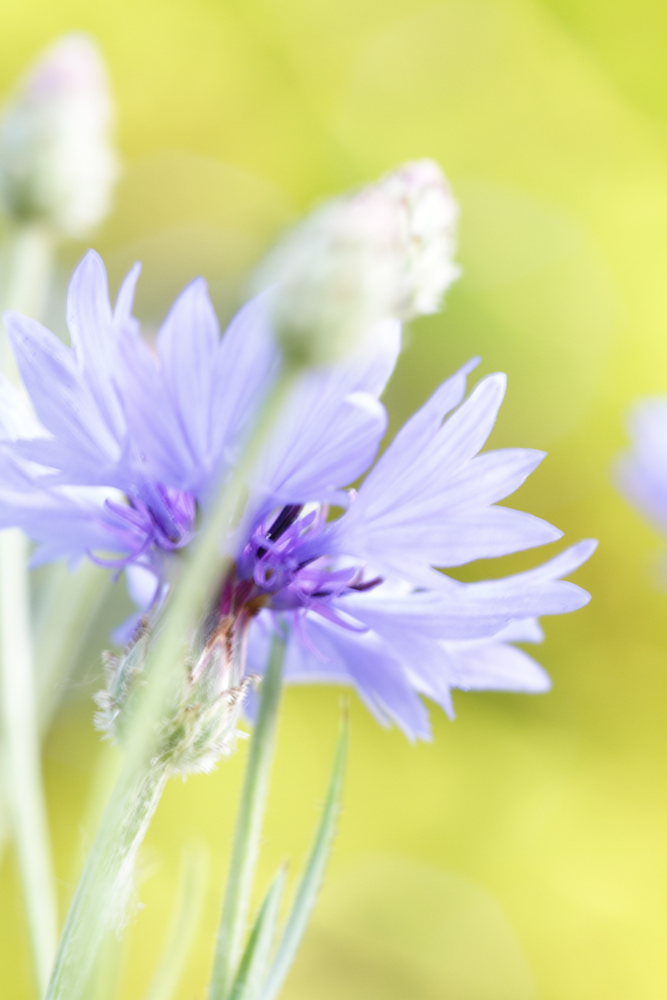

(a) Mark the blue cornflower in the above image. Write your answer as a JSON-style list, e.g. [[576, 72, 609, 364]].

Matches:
[[618, 397, 667, 542], [0, 251, 595, 738]]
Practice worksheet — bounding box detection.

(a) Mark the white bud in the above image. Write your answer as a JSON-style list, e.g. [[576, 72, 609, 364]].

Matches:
[[376, 159, 460, 319], [255, 159, 459, 367], [0, 34, 119, 236]]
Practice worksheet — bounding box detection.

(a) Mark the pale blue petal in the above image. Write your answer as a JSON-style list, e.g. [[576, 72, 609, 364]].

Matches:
[[207, 293, 278, 474], [461, 539, 597, 601], [356, 366, 500, 522], [113, 262, 141, 335], [330, 364, 565, 577], [446, 641, 551, 693], [156, 278, 221, 466], [254, 386, 386, 506], [116, 322, 196, 488], [66, 250, 125, 443], [249, 319, 402, 507], [488, 618, 544, 643], [4, 310, 124, 478], [246, 611, 431, 741]]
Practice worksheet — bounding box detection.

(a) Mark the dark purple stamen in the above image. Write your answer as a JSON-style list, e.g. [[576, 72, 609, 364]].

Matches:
[[267, 504, 303, 541], [92, 483, 197, 567], [217, 501, 383, 647], [256, 503, 304, 559], [350, 575, 384, 592]]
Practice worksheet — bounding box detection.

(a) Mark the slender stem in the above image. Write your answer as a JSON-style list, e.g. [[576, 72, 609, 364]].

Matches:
[[209, 635, 285, 1000], [34, 561, 111, 733], [46, 369, 298, 1000], [0, 224, 58, 994], [48, 761, 168, 999], [0, 529, 58, 993]]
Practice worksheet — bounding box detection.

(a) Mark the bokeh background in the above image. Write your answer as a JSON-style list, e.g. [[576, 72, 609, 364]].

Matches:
[[1, 0, 666, 996]]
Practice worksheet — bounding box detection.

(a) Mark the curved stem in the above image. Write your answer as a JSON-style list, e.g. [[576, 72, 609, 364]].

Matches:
[[209, 635, 285, 1000]]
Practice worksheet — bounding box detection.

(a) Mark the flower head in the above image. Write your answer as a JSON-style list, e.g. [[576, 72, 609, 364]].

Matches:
[[254, 159, 459, 367], [0, 249, 594, 741], [0, 34, 118, 235]]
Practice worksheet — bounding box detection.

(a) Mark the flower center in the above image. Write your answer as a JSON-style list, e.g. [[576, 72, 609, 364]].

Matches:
[[220, 503, 382, 622], [98, 483, 197, 567]]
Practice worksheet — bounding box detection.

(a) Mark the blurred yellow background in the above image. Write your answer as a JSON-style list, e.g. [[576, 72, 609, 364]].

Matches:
[[1, 0, 666, 996]]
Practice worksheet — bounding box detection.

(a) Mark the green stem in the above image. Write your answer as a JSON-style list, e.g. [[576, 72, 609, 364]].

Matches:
[[0, 530, 58, 994], [209, 635, 285, 1000], [46, 368, 299, 1000], [0, 224, 58, 995], [48, 762, 168, 999]]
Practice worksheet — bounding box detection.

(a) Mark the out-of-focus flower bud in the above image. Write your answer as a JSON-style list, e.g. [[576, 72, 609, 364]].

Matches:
[[0, 33, 118, 237], [255, 158, 459, 367], [376, 159, 460, 319]]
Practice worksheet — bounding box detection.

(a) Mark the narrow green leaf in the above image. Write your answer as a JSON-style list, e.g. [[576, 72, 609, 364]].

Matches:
[[260, 713, 348, 1000], [228, 866, 287, 1000], [143, 842, 210, 1000]]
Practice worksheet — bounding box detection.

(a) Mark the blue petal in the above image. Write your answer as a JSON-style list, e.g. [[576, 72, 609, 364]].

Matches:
[[66, 250, 125, 443], [3, 251, 132, 485], [156, 278, 221, 469], [254, 385, 387, 506], [331, 364, 565, 579], [445, 640, 552, 693], [252, 323, 402, 507], [5, 311, 120, 469], [205, 293, 278, 490], [246, 610, 431, 741], [118, 290, 277, 497]]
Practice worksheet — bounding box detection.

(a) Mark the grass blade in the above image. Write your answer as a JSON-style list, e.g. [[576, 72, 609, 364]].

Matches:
[[260, 713, 348, 1000], [229, 866, 287, 1000]]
